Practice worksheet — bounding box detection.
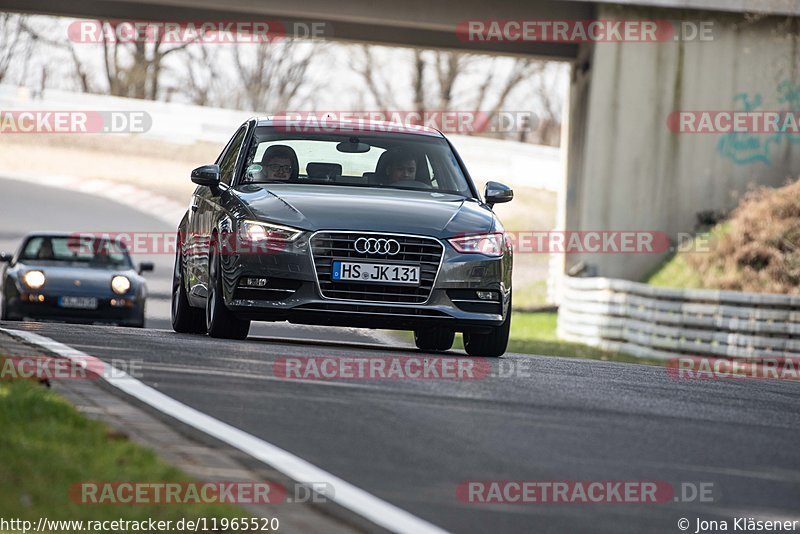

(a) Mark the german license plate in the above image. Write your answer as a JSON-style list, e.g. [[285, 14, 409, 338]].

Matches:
[[332, 261, 420, 285], [58, 296, 98, 309]]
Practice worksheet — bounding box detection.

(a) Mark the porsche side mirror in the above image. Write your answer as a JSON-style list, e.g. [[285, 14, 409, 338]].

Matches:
[[138, 262, 155, 274], [484, 181, 514, 208]]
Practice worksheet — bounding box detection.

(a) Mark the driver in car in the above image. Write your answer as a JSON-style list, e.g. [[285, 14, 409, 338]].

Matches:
[[36, 238, 54, 260], [261, 145, 296, 182], [384, 150, 418, 184]]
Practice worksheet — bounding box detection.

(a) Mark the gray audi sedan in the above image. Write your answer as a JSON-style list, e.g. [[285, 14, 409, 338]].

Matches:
[[172, 117, 513, 356]]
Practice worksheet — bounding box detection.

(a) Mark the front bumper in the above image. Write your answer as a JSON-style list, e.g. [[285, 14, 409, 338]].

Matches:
[[4, 291, 145, 326], [220, 231, 512, 332]]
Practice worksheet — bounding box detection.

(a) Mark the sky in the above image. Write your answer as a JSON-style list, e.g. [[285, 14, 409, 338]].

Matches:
[[6, 15, 569, 118]]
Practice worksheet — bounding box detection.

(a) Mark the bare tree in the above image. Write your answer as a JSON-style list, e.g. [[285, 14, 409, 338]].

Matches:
[[24, 19, 192, 99], [434, 51, 469, 110], [231, 40, 319, 112], [0, 14, 31, 85], [178, 44, 223, 106], [523, 63, 564, 146], [349, 46, 398, 111], [349, 46, 562, 144], [96, 22, 193, 100], [411, 49, 426, 112]]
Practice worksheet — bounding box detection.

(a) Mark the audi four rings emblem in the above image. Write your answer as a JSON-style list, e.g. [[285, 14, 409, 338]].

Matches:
[[354, 237, 401, 255]]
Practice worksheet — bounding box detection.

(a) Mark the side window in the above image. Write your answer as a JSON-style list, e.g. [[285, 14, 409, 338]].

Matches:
[[218, 126, 247, 186]]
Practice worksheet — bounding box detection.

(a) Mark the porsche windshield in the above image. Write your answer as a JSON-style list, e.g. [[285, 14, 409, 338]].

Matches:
[[20, 236, 132, 268], [238, 127, 475, 196]]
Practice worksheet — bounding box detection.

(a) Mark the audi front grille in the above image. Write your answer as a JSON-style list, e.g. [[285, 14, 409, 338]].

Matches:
[[310, 232, 443, 303]]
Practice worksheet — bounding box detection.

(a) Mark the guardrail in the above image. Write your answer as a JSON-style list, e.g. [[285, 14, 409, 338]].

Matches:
[[556, 276, 800, 361]]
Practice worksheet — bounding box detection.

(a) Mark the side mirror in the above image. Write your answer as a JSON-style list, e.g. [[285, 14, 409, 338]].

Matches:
[[191, 164, 221, 188], [0, 252, 12, 262], [484, 181, 514, 208], [138, 262, 154, 274]]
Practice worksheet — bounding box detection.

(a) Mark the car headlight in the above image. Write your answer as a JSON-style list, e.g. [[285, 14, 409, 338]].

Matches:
[[448, 233, 506, 257], [238, 220, 303, 247], [22, 270, 46, 289], [111, 275, 131, 294]]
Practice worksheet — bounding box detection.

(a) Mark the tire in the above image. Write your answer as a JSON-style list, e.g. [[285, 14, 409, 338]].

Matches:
[[171, 247, 205, 334], [205, 244, 250, 340], [414, 328, 455, 352], [130, 305, 146, 328], [463, 298, 511, 358], [0, 289, 15, 321]]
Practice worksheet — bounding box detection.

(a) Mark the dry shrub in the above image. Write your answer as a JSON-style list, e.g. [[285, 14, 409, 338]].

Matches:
[[684, 178, 800, 295]]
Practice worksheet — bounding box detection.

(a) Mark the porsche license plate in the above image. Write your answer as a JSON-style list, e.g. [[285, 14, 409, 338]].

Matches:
[[58, 296, 99, 309]]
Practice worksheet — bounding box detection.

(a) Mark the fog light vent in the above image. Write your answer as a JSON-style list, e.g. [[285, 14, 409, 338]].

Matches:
[[241, 277, 268, 287], [476, 291, 497, 301]]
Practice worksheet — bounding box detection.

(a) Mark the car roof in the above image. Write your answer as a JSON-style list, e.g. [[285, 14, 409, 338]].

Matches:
[[22, 231, 108, 239], [253, 116, 445, 138], [20, 232, 131, 248]]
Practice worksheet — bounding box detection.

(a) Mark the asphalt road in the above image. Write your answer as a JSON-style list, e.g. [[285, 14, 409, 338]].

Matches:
[[3, 177, 800, 533]]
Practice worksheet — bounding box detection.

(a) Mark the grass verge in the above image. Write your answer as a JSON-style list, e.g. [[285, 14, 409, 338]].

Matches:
[[397, 312, 663, 365], [501, 312, 662, 365], [0, 374, 247, 524]]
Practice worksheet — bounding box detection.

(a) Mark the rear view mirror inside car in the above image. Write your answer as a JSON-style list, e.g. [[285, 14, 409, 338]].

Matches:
[[336, 138, 371, 153]]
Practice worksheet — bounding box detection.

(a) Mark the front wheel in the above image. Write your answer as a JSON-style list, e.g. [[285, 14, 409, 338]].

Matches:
[[414, 328, 455, 352], [205, 246, 250, 340], [463, 298, 511, 358]]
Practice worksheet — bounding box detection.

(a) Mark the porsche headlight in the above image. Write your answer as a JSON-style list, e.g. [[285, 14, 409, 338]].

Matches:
[[238, 220, 303, 247], [22, 270, 46, 289], [111, 275, 131, 294], [448, 233, 506, 257]]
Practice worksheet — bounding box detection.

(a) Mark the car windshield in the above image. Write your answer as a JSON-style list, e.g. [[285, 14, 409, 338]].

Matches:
[[238, 127, 475, 197], [19, 236, 133, 268]]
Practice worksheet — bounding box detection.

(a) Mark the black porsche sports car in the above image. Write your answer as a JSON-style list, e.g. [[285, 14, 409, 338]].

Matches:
[[172, 118, 514, 356], [1, 232, 153, 327]]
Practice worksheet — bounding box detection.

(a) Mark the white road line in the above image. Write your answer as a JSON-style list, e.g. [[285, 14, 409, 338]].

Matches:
[[1, 327, 450, 534]]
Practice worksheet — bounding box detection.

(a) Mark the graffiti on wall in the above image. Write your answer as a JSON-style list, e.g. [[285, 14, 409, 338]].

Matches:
[[717, 80, 800, 165]]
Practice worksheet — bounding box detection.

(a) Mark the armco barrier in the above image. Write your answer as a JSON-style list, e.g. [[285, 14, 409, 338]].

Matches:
[[556, 276, 800, 361]]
